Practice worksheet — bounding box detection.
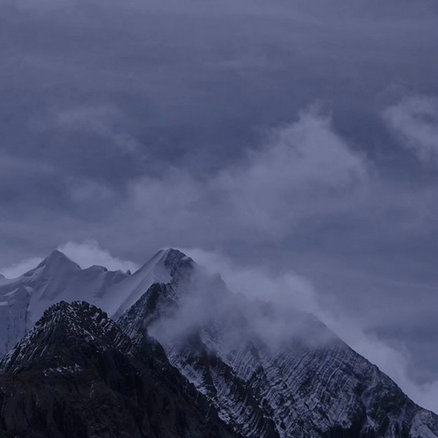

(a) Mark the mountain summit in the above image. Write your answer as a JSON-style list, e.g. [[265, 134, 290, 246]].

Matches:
[[108, 248, 194, 318], [0, 248, 193, 355], [0, 250, 129, 354], [34, 249, 81, 272]]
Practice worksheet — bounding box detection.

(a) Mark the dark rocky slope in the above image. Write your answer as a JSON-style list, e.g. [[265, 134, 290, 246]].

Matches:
[[0, 301, 238, 438]]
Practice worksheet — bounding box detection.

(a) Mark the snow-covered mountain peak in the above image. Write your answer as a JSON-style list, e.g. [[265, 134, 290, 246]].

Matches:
[[0, 251, 131, 355], [159, 247, 194, 269], [19, 250, 80, 284], [0, 247, 197, 356], [42, 249, 75, 264], [108, 248, 194, 318], [135, 248, 193, 275], [30, 250, 80, 275]]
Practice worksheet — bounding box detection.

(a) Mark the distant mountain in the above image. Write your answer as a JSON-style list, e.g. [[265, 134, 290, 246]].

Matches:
[[0, 248, 183, 355], [0, 301, 236, 438], [0, 248, 437, 437]]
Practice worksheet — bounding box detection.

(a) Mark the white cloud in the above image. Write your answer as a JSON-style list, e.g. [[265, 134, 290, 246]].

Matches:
[[125, 108, 369, 244], [0, 257, 43, 279], [58, 240, 139, 272], [218, 107, 368, 235], [223, 108, 366, 190], [184, 247, 319, 315], [384, 95, 438, 164]]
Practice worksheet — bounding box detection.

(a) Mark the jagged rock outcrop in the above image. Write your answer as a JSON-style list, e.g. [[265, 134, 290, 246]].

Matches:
[[0, 301, 238, 438]]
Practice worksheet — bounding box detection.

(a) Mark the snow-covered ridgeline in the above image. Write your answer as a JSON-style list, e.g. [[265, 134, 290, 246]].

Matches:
[[0, 248, 180, 355]]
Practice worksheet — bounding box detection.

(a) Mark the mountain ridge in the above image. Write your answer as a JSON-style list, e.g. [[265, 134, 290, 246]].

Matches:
[[0, 247, 437, 437], [0, 248, 187, 355]]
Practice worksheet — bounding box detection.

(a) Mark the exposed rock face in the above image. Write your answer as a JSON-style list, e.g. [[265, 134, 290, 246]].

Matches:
[[118, 250, 438, 438], [0, 301, 237, 438]]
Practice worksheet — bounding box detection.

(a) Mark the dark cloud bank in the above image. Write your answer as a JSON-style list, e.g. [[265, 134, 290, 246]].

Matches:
[[1, 0, 438, 411]]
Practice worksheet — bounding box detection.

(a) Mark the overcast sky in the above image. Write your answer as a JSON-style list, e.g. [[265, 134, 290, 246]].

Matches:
[[1, 0, 438, 411]]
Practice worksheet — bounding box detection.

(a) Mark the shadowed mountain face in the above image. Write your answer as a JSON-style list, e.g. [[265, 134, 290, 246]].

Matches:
[[0, 249, 437, 438], [0, 301, 237, 438]]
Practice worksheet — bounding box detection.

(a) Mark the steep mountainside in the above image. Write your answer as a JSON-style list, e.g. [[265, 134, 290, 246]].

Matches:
[[118, 250, 438, 438], [1, 248, 437, 438], [0, 301, 237, 438]]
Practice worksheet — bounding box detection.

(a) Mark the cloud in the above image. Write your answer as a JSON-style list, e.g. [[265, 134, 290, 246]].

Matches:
[[42, 105, 141, 154], [149, 248, 334, 361], [384, 95, 438, 164], [125, 108, 369, 245], [0, 257, 43, 279], [58, 240, 139, 272], [184, 247, 319, 314], [218, 107, 368, 235], [224, 107, 367, 189]]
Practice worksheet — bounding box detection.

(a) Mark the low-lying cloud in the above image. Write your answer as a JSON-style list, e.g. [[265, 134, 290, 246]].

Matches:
[[149, 252, 335, 358]]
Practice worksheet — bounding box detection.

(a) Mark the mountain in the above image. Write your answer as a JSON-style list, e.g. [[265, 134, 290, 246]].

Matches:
[[0, 250, 129, 355], [0, 248, 180, 355], [0, 301, 237, 438], [117, 250, 438, 438], [1, 247, 437, 437]]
